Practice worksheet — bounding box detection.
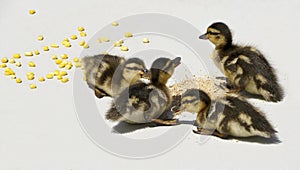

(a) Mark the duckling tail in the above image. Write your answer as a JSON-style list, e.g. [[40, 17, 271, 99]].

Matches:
[[105, 104, 123, 121], [260, 82, 284, 102]]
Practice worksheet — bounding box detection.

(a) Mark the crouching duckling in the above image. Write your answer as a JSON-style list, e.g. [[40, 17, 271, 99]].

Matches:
[[106, 57, 181, 125], [82, 54, 149, 98], [180, 89, 277, 138], [199, 22, 284, 102]]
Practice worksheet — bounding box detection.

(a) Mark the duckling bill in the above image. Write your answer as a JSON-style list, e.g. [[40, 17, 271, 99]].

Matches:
[[199, 22, 284, 102], [106, 57, 181, 125], [180, 89, 277, 139]]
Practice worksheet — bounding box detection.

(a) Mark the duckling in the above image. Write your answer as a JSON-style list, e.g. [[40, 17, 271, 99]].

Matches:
[[106, 57, 181, 125], [82, 54, 149, 99], [199, 22, 284, 102], [180, 89, 277, 138]]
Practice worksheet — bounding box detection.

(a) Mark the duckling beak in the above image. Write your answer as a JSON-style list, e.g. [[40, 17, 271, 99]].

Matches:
[[199, 33, 208, 40], [141, 69, 151, 79], [172, 57, 181, 67]]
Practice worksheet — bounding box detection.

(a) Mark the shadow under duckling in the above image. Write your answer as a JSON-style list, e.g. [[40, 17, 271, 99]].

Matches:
[[82, 54, 149, 99], [199, 22, 284, 102], [179, 89, 277, 139], [106, 57, 181, 125]]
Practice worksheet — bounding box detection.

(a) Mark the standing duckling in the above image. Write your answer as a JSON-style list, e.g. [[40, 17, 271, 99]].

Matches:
[[106, 57, 181, 125], [180, 89, 277, 138], [199, 22, 284, 102], [82, 54, 148, 99]]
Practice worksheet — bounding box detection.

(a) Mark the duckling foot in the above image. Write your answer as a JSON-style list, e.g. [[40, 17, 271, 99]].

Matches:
[[193, 128, 228, 139], [152, 119, 178, 126]]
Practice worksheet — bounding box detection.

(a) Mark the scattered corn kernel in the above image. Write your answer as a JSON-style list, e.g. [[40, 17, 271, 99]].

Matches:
[[55, 59, 63, 65], [27, 74, 35, 80], [52, 55, 58, 60], [43, 46, 49, 51], [29, 9, 36, 15], [60, 71, 67, 76], [143, 38, 150, 43], [64, 42, 71, 48], [97, 38, 102, 43], [112, 22, 119, 26], [0, 63, 7, 68], [27, 72, 34, 76], [9, 59, 15, 64], [78, 27, 85, 31], [34, 49, 40, 55], [102, 51, 108, 55], [102, 37, 110, 42], [1, 58, 8, 63], [24, 52, 33, 56], [16, 78, 22, 83], [37, 35, 44, 41], [79, 41, 85, 46], [65, 64, 73, 70], [61, 54, 68, 59], [57, 75, 63, 80], [125, 32, 133, 38], [38, 77, 45, 82], [114, 41, 122, 47], [73, 57, 79, 62], [83, 43, 89, 49], [15, 62, 22, 67], [118, 39, 124, 43], [50, 43, 59, 48], [13, 53, 21, 59], [10, 75, 16, 79], [75, 62, 82, 68], [29, 84, 37, 89], [53, 70, 60, 76], [4, 68, 15, 75], [28, 61, 36, 67], [70, 35, 77, 40], [120, 46, 129, 51], [46, 73, 54, 79], [80, 31, 87, 37], [59, 61, 67, 68], [61, 77, 69, 83]]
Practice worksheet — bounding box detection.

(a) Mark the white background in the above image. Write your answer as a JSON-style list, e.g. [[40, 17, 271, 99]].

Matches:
[[0, 0, 299, 169]]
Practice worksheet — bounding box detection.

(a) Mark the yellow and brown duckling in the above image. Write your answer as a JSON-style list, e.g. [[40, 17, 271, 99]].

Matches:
[[82, 54, 148, 99], [199, 22, 284, 102], [180, 89, 277, 139], [106, 57, 181, 125]]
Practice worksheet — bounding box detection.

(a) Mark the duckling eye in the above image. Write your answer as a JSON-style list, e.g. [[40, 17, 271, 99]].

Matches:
[[207, 31, 220, 35]]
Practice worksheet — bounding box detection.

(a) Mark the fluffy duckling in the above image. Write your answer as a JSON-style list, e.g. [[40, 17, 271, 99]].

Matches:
[[106, 57, 181, 125], [199, 22, 283, 102], [82, 54, 148, 99], [180, 89, 277, 138]]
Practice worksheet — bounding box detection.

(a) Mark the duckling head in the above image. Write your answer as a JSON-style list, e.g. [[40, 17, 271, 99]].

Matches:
[[180, 89, 211, 113], [121, 58, 149, 83], [199, 22, 232, 49], [150, 57, 181, 85]]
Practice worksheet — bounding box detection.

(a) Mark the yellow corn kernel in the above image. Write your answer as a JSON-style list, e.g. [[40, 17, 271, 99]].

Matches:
[[143, 38, 150, 43], [24, 52, 33, 56], [37, 35, 44, 41], [125, 32, 133, 38], [16, 78, 22, 83], [53, 70, 60, 76], [64, 42, 71, 48], [118, 39, 124, 44], [57, 75, 63, 80], [26, 72, 34, 76], [27, 74, 35, 80], [101, 51, 108, 55], [73, 57, 79, 62], [0, 63, 7, 68], [80, 31, 87, 37], [97, 38, 102, 43], [120, 46, 129, 51], [102, 37, 110, 42], [10, 75, 16, 79], [9, 59, 15, 64], [55, 59, 63, 65], [46, 73, 54, 79], [29, 9, 36, 15], [61, 54, 68, 59], [114, 41, 122, 47], [83, 43, 89, 49], [79, 41, 85, 46], [59, 61, 67, 68], [13, 53, 21, 59], [1, 57, 8, 63], [15, 62, 22, 67], [28, 61, 36, 67], [65, 64, 72, 70], [50, 43, 59, 48], [43, 46, 49, 51], [4, 68, 15, 75], [111, 22, 119, 26], [61, 77, 69, 83], [29, 84, 37, 89], [74, 62, 82, 68], [63, 38, 70, 42], [38, 77, 45, 82], [78, 27, 85, 31], [70, 35, 77, 40], [52, 55, 58, 60], [60, 71, 67, 76], [34, 49, 40, 55]]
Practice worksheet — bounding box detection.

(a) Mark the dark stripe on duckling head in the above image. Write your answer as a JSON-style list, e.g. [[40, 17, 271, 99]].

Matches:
[[150, 58, 176, 84], [182, 89, 211, 106]]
